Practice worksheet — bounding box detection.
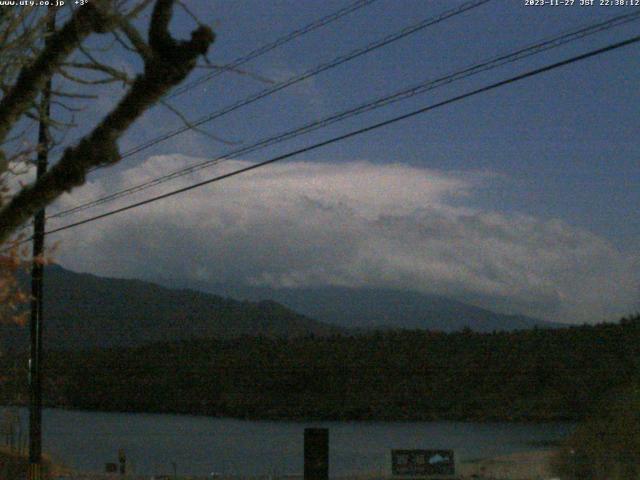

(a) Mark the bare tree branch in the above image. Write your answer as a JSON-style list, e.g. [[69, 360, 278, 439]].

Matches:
[[116, 14, 153, 61], [51, 89, 99, 100], [0, 1, 116, 147], [50, 100, 83, 113], [57, 67, 123, 86], [0, 0, 215, 243], [63, 61, 131, 82], [159, 99, 239, 146], [195, 63, 275, 85]]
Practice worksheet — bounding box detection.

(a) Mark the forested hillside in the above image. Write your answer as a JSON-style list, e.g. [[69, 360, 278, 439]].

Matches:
[[189, 284, 562, 332], [2, 316, 639, 422], [0, 265, 344, 350], [2, 266, 560, 353]]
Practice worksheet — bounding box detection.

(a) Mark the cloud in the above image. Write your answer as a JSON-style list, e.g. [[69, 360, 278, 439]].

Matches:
[[51, 155, 639, 324]]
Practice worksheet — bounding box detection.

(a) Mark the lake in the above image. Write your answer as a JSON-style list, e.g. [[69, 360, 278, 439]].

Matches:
[[1, 407, 573, 477]]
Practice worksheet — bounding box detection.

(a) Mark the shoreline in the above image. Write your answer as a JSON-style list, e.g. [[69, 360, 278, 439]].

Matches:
[[47, 450, 559, 480], [459, 449, 557, 479], [3, 403, 578, 425]]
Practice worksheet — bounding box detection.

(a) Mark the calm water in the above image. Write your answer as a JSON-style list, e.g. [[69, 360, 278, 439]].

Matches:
[[2, 407, 573, 477]]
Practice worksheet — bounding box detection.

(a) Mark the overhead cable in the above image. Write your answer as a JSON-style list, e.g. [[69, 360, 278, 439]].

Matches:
[[40, 33, 640, 238], [167, 0, 381, 99], [50, 10, 640, 220], [116, 0, 492, 161]]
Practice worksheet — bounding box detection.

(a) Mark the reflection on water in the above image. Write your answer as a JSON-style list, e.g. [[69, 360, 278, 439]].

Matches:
[[1, 407, 573, 476]]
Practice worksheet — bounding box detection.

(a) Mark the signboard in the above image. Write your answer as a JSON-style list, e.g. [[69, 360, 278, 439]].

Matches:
[[391, 449, 455, 477]]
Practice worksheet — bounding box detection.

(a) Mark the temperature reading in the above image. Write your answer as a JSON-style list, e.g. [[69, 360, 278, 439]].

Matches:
[[75, 0, 88, 5]]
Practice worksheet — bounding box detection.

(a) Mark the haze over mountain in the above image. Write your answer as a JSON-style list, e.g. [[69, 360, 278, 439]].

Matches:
[[1, 265, 562, 351], [161, 281, 563, 332]]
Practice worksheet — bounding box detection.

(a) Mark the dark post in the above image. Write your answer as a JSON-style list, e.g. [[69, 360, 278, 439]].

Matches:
[[304, 428, 329, 480], [118, 448, 126, 475], [28, 8, 55, 480]]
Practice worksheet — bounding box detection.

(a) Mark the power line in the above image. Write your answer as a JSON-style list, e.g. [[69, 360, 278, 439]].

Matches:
[[167, 0, 381, 100], [9, 0, 377, 220], [50, 10, 640, 220], [72, 0, 381, 164], [6, 0, 491, 242], [47, 0, 324, 109], [115, 0, 491, 161], [41, 33, 640, 238]]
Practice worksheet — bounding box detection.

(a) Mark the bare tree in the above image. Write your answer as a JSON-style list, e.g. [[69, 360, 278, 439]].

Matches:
[[0, 0, 215, 246]]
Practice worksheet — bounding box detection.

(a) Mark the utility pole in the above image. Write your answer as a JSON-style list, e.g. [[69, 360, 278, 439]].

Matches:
[[29, 7, 56, 480]]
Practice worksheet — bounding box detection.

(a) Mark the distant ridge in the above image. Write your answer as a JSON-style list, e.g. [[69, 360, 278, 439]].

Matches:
[[1, 265, 562, 352], [178, 283, 563, 332], [0, 265, 344, 351]]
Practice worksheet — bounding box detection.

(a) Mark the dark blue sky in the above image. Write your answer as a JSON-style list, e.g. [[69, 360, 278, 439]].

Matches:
[[47, 0, 640, 323], [108, 0, 640, 251]]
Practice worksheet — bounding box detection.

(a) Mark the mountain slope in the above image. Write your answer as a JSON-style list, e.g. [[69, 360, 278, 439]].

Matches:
[[1, 265, 561, 352], [1, 265, 344, 350], [186, 284, 562, 332]]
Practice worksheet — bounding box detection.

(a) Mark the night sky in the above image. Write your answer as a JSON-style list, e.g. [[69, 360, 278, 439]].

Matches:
[[36, 0, 639, 324]]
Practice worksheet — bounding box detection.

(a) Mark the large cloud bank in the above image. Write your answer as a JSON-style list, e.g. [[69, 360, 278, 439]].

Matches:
[[52, 155, 638, 324]]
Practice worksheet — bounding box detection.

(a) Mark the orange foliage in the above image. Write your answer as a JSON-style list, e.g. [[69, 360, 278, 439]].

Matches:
[[0, 236, 57, 326], [0, 241, 30, 327]]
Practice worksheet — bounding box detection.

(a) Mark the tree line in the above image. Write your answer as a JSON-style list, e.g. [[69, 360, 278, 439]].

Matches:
[[1, 315, 639, 422]]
